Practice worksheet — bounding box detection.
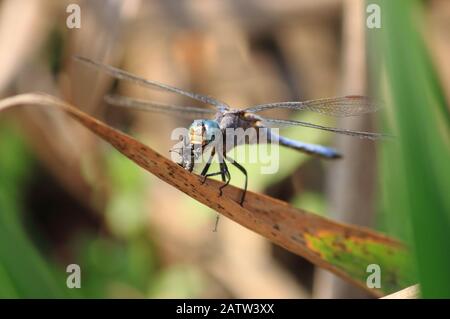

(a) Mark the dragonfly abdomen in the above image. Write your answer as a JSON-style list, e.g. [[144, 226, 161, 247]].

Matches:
[[270, 132, 342, 159]]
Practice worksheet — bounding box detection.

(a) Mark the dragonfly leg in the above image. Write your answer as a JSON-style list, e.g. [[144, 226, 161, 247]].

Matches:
[[200, 153, 229, 186], [199, 149, 228, 232], [213, 168, 227, 232], [200, 148, 217, 184], [200, 149, 228, 184], [212, 150, 226, 232], [218, 161, 231, 196], [202, 170, 225, 181], [224, 155, 248, 206], [200, 161, 229, 232]]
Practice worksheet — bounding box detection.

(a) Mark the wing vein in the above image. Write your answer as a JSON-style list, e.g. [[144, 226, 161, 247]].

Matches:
[[105, 95, 216, 119], [74, 56, 229, 111], [245, 96, 379, 117], [262, 118, 389, 140]]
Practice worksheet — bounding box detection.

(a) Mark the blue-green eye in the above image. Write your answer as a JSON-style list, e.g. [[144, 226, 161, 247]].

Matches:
[[202, 120, 221, 142], [188, 120, 220, 145]]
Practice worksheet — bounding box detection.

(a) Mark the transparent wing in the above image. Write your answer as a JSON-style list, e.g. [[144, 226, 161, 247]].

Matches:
[[261, 118, 389, 140], [74, 56, 230, 111], [105, 95, 216, 119], [244, 96, 379, 117]]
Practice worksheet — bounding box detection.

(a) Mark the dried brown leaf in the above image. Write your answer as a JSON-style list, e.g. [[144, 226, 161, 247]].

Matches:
[[0, 93, 412, 297]]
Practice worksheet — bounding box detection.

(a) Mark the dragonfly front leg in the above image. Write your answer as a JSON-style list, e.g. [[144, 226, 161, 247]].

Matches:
[[199, 154, 229, 232], [218, 161, 231, 196], [202, 170, 227, 181], [224, 155, 248, 206], [200, 154, 214, 184], [200, 148, 227, 232], [200, 148, 227, 184], [211, 162, 228, 233]]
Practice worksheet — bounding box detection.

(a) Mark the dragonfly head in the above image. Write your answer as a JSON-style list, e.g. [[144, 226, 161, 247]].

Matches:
[[171, 141, 197, 172], [188, 119, 221, 146], [171, 120, 221, 172]]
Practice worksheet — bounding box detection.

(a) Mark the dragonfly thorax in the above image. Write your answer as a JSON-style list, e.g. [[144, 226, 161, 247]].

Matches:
[[188, 119, 221, 146]]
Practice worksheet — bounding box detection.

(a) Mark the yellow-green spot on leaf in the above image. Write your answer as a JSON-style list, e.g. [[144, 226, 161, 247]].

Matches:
[[305, 232, 417, 294]]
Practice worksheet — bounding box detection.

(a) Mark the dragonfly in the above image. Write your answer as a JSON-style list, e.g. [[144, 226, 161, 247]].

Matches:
[[75, 56, 384, 208]]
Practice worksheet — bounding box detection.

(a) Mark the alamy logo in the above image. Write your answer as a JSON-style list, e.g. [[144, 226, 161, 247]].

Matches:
[[170, 127, 280, 174], [366, 4, 381, 29], [66, 4, 81, 29], [366, 264, 381, 288], [66, 264, 81, 289]]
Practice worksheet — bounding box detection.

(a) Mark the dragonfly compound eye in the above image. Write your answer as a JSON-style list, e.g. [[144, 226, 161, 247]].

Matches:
[[202, 120, 221, 144], [188, 119, 221, 146]]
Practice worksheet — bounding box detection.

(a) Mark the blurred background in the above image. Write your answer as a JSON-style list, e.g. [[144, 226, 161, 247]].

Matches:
[[0, 0, 449, 298]]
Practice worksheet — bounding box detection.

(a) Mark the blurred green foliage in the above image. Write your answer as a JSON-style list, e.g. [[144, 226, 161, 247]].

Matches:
[[0, 122, 71, 298], [105, 149, 150, 238], [72, 235, 156, 298], [371, 0, 450, 297]]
